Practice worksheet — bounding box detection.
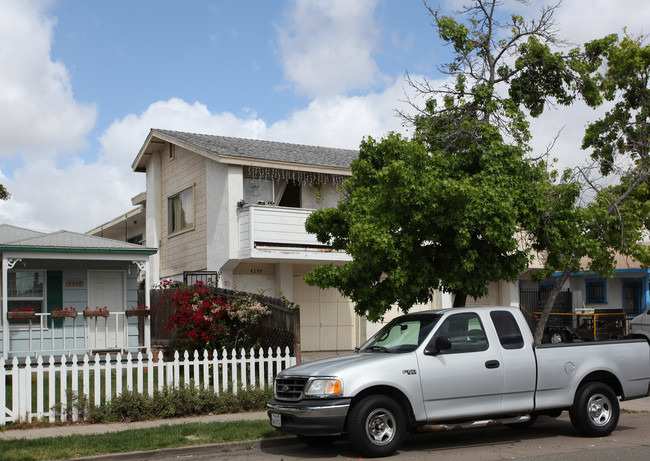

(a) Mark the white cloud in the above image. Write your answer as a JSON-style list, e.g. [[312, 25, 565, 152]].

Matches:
[[0, 157, 133, 233], [553, 0, 650, 44], [0, 0, 96, 157], [266, 77, 418, 148], [276, 0, 388, 96]]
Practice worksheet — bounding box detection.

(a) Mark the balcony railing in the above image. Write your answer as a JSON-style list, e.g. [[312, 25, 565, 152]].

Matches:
[[3, 312, 147, 358], [238, 205, 350, 262]]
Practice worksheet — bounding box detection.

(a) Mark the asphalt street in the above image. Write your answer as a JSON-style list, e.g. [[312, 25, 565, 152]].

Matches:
[[71, 410, 650, 461]]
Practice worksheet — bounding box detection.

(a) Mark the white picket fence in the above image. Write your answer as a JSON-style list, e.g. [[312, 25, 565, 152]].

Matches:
[[0, 347, 295, 425]]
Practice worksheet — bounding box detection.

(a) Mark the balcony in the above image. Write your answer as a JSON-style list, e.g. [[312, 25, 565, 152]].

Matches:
[[238, 205, 350, 263]]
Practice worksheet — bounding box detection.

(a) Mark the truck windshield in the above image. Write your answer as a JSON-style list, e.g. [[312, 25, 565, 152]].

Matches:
[[359, 314, 442, 353]]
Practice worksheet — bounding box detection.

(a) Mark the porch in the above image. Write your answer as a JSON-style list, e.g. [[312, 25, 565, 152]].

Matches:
[[2, 311, 149, 358], [0, 225, 158, 360]]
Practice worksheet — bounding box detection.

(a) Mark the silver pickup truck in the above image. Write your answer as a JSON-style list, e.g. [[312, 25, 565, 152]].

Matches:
[[267, 306, 650, 457]]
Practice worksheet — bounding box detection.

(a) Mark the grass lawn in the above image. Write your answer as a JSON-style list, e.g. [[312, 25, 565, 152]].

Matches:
[[0, 419, 286, 460]]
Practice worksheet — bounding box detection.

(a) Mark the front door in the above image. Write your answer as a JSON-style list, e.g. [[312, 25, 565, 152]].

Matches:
[[88, 271, 124, 349], [416, 312, 504, 421]]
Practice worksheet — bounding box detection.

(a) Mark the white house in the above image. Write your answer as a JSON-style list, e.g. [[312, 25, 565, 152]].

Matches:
[[0, 224, 157, 359]]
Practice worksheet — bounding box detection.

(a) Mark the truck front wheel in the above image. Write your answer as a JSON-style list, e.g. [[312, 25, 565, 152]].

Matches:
[[569, 382, 619, 437], [347, 395, 406, 457]]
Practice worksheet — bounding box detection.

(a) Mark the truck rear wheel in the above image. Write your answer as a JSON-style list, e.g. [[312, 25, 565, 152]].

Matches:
[[347, 395, 406, 457], [569, 382, 619, 437]]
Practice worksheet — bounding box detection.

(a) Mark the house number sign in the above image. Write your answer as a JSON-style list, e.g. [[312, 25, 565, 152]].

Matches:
[[65, 280, 84, 287]]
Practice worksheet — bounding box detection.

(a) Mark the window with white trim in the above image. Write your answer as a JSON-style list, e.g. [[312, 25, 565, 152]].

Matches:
[[8, 270, 45, 317], [168, 187, 194, 234]]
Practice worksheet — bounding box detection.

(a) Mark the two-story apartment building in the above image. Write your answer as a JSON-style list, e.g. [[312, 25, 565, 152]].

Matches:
[[125, 130, 440, 351], [91, 129, 520, 352]]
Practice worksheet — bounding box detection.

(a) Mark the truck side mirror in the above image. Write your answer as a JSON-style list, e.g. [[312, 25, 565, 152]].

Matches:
[[424, 336, 452, 356]]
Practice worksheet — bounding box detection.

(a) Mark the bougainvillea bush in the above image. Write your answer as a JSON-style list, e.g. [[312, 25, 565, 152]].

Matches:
[[163, 281, 270, 354]]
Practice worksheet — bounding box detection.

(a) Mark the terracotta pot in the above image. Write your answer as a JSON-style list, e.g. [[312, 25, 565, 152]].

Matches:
[[7, 311, 36, 320], [83, 310, 110, 318], [125, 309, 150, 317], [50, 310, 78, 318]]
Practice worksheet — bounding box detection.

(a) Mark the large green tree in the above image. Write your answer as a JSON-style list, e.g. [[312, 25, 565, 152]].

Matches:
[[305, 131, 543, 320], [305, 0, 594, 320]]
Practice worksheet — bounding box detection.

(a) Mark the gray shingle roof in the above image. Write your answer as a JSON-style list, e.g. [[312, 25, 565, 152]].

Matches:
[[0, 224, 45, 244], [0, 224, 155, 253], [154, 129, 359, 169]]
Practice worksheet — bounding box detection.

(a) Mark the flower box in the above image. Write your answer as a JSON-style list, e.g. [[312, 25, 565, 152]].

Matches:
[[125, 309, 150, 317], [7, 311, 36, 320], [83, 310, 109, 318], [51, 310, 78, 318]]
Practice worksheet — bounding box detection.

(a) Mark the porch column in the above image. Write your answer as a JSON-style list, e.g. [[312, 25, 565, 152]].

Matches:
[[2, 257, 7, 359], [503, 280, 520, 307], [144, 259, 151, 352], [275, 263, 294, 301]]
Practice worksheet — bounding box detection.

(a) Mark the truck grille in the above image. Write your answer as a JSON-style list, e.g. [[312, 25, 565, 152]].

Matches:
[[275, 377, 307, 400]]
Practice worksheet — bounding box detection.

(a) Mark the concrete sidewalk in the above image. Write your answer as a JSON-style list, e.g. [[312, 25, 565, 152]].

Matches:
[[1, 397, 649, 441], [0, 411, 269, 441]]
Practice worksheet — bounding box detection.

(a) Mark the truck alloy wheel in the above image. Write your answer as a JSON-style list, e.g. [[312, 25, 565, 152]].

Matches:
[[347, 395, 406, 457], [569, 382, 619, 436]]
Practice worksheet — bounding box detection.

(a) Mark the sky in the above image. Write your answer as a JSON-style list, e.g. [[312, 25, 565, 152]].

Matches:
[[0, 0, 648, 234]]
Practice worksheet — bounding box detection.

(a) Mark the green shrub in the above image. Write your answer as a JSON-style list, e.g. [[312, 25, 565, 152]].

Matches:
[[84, 385, 273, 423]]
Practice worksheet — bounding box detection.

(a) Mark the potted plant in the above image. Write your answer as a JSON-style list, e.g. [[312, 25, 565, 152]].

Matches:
[[50, 306, 78, 318], [83, 307, 110, 318], [125, 305, 151, 317], [7, 308, 36, 320]]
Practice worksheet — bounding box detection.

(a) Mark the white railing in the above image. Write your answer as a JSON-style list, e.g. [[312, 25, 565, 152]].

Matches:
[[5, 312, 146, 356], [0, 347, 295, 425], [238, 205, 350, 262]]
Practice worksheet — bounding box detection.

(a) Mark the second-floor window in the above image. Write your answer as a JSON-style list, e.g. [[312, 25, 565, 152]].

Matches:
[[586, 278, 607, 304], [168, 187, 194, 234]]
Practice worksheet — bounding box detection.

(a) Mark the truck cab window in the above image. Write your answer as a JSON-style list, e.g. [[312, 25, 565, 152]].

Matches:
[[432, 313, 488, 353], [490, 311, 524, 349]]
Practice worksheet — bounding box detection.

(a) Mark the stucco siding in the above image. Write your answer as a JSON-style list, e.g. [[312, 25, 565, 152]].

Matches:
[[160, 144, 208, 277]]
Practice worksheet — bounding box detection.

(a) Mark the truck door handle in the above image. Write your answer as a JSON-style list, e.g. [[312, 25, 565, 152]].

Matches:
[[485, 360, 500, 369]]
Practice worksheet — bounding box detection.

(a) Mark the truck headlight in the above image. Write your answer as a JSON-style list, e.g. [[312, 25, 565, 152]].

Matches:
[[304, 378, 342, 397]]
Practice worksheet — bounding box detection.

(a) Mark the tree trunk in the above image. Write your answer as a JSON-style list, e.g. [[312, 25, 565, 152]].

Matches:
[[453, 292, 467, 307], [533, 268, 572, 344]]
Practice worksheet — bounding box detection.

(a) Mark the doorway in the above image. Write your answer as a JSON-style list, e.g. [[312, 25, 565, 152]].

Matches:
[[623, 278, 643, 320], [87, 271, 125, 349]]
